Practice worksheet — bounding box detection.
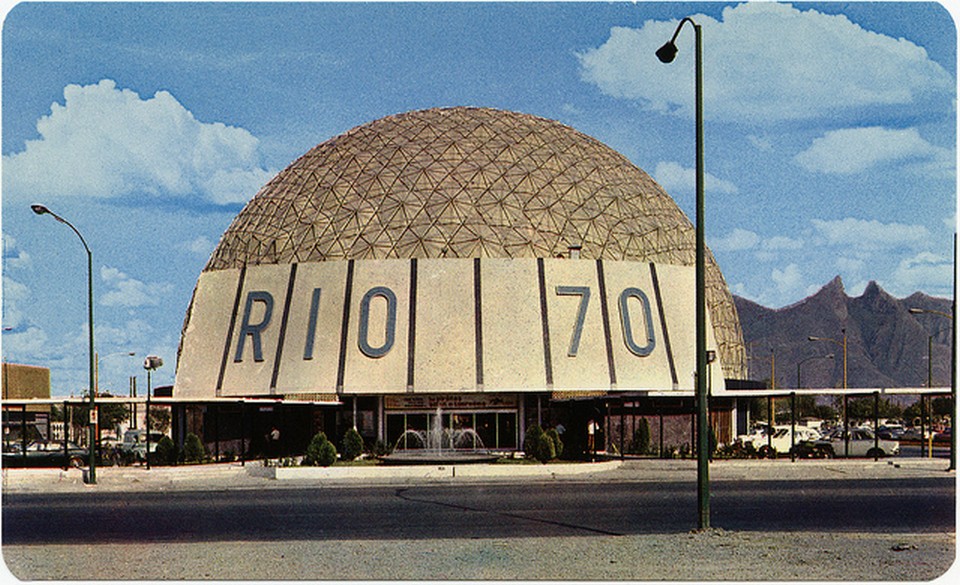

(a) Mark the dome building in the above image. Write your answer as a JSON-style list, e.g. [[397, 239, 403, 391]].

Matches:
[[174, 107, 748, 457]]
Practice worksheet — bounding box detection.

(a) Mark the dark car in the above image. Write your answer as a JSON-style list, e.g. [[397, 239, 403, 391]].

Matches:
[[2, 440, 88, 468]]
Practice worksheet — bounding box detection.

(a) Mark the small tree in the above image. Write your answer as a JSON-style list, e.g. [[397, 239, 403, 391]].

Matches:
[[342, 428, 364, 461], [184, 433, 206, 463], [633, 418, 651, 454], [154, 436, 178, 466], [304, 432, 337, 467]]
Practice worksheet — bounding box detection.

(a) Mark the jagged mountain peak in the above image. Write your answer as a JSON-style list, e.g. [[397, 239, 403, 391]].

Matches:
[[733, 277, 952, 388]]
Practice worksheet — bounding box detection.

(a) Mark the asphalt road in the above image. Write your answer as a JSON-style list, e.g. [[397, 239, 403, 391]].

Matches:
[[3, 476, 953, 545]]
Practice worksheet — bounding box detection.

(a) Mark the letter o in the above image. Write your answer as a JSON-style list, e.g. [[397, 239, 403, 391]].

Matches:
[[358, 286, 397, 358], [619, 287, 656, 357]]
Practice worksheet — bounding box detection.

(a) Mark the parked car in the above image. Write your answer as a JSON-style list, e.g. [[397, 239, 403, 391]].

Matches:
[[751, 426, 822, 458], [813, 428, 899, 458], [119, 429, 165, 461], [2, 440, 88, 468]]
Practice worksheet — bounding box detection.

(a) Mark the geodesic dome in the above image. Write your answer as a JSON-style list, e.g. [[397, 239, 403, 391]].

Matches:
[[203, 107, 746, 379]]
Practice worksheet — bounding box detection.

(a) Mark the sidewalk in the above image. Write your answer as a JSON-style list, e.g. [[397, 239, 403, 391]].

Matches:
[[2, 456, 953, 494]]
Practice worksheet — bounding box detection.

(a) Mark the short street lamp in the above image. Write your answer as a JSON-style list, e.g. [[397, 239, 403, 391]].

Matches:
[[808, 329, 849, 457], [31, 204, 97, 484], [143, 355, 163, 470], [908, 306, 956, 472], [793, 354, 834, 462], [656, 16, 710, 530]]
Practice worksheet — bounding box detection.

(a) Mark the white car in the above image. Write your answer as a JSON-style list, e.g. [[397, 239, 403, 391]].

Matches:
[[815, 428, 900, 458], [748, 425, 822, 457]]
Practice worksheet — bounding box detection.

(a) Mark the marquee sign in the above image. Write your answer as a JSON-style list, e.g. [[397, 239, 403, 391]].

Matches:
[[174, 258, 722, 397]]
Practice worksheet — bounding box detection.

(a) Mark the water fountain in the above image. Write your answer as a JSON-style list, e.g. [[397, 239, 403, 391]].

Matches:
[[379, 407, 499, 465]]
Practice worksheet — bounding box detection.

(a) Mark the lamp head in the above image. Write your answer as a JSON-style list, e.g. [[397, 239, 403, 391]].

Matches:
[[656, 42, 678, 63], [908, 308, 924, 314], [31, 204, 50, 216]]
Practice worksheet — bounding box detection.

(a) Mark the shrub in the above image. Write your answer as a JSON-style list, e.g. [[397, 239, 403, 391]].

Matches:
[[523, 425, 555, 463], [634, 418, 651, 454], [184, 433, 206, 463], [154, 436, 178, 466], [342, 428, 364, 461], [545, 428, 563, 461], [304, 432, 338, 467], [523, 424, 543, 455]]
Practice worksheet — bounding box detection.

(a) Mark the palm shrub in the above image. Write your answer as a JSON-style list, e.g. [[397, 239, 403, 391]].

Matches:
[[342, 428, 364, 461], [184, 432, 206, 463], [304, 432, 338, 467]]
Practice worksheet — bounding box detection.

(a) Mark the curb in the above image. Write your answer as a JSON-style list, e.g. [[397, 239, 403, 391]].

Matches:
[[248, 459, 622, 480]]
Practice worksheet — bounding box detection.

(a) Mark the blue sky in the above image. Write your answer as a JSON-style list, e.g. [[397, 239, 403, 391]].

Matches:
[[1, 1, 956, 397]]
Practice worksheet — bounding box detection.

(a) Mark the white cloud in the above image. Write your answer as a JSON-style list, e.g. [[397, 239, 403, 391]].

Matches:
[[762, 236, 804, 251], [712, 228, 759, 252], [812, 217, 931, 251], [890, 251, 954, 295], [578, 3, 954, 124], [182, 236, 215, 257], [3, 79, 273, 205], [1, 326, 50, 357], [795, 126, 951, 175], [2, 234, 32, 269], [99, 266, 173, 308], [653, 161, 738, 195], [771, 263, 805, 297], [2, 275, 31, 330]]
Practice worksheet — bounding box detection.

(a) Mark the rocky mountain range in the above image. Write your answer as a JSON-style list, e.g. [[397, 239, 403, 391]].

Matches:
[[734, 277, 953, 390]]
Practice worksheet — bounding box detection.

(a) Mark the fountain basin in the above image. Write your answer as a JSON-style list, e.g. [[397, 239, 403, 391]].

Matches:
[[378, 451, 500, 465]]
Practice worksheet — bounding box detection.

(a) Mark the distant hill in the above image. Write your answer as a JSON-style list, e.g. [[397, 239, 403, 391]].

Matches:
[[733, 277, 953, 389]]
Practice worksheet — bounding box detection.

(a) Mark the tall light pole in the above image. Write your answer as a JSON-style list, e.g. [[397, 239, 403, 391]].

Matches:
[[31, 204, 97, 484], [809, 328, 848, 456], [657, 16, 709, 530], [909, 305, 956, 471]]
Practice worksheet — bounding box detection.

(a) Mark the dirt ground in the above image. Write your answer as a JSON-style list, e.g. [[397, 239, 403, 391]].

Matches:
[[3, 529, 955, 581]]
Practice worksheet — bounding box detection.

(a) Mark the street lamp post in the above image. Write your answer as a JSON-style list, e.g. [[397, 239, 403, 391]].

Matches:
[[795, 354, 834, 462], [909, 306, 956, 471], [809, 328, 848, 456], [657, 16, 710, 530], [31, 204, 97, 484]]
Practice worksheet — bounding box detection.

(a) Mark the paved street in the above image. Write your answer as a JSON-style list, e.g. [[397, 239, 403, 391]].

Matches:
[[3, 460, 954, 544], [2, 459, 955, 580]]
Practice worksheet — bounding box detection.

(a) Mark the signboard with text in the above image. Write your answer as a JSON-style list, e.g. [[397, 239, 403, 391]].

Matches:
[[174, 258, 722, 397]]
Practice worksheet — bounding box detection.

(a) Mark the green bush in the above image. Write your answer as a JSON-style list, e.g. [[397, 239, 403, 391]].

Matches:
[[523, 425, 556, 463], [184, 433, 206, 463], [545, 428, 563, 461], [523, 424, 543, 455], [154, 435, 178, 466], [632, 418, 651, 454], [304, 432, 338, 467], [342, 428, 364, 461]]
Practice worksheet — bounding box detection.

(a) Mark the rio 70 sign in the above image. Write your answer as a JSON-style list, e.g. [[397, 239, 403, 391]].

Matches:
[[175, 258, 720, 397]]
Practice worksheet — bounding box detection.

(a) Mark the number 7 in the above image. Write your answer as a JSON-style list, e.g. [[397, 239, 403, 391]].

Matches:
[[556, 286, 591, 357]]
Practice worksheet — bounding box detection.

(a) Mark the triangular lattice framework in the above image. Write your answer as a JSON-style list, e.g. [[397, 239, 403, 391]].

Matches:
[[203, 107, 746, 378]]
